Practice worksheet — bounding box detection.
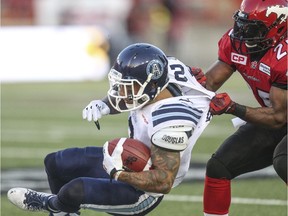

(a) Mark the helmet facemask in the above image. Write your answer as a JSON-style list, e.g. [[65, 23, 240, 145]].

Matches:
[[230, 11, 271, 54], [108, 69, 160, 112]]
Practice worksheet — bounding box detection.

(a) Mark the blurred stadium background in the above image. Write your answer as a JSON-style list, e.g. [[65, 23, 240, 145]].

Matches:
[[1, 0, 287, 216]]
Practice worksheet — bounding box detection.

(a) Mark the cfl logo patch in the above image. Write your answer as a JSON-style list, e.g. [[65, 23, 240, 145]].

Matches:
[[231, 52, 247, 65]]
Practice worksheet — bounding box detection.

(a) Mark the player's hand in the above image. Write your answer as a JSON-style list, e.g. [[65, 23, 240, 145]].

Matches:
[[82, 100, 110, 122], [103, 141, 124, 181], [210, 93, 235, 115], [190, 67, 206, 87]]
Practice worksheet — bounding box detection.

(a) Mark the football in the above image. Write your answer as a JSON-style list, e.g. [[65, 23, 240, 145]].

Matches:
[[108, 138, 152, 172]]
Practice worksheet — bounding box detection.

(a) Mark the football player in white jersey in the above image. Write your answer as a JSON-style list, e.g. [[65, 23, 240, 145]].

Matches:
[[7, 43, 215, 216]]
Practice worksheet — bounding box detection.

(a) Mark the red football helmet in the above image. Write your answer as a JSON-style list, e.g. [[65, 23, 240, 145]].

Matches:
[[230, 0, 288, 54]]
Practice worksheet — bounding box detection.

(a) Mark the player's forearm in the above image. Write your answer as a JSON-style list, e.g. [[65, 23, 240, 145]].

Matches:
[[102, 96, 120, 114], [238, 106, 287, 129], [116, 146, 180, 194], [205, 60, 234, 92], [117, 170, 173, 194]]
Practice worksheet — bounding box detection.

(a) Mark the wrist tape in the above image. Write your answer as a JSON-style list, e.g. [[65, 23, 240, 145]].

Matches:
[[110, 168, 124, 182], [231, 103, 247, 119]]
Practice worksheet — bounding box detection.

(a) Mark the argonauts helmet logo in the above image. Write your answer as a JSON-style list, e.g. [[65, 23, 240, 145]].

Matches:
[[146, 59, 164, 80]]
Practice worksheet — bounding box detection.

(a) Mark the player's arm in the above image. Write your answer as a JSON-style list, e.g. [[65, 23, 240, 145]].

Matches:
[[104, 126, 192, 194], [205, 60, 235, 92], [117, 145, 180, 194], [210, 86, 287, 129], [243, 86, 287, 128], [102, 96, 122, 114]]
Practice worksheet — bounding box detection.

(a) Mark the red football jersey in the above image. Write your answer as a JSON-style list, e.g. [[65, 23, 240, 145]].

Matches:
[[218, 29, 287, 107]]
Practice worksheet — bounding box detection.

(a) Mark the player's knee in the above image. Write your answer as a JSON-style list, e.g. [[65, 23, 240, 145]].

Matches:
[[57, 178, 84, 212], [273, 136, 287, 184], [44, 152, 57, 175], [273, 155, 287, 184], [60, 178, 84, 200], [206, 156, 233, 180]]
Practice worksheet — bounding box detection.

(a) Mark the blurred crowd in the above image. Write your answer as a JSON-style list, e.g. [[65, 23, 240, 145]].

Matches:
[[2, 0, 242, 67]]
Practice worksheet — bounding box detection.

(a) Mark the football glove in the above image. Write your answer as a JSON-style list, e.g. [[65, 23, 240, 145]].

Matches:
[[190, 66, 206, 87], [82, 100, 110, 122], [103, 141, 124, 181], [209, 93, 236, 115]]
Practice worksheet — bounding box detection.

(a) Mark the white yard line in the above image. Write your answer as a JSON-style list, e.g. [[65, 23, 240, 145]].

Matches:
[[164, 195, 287, 206]]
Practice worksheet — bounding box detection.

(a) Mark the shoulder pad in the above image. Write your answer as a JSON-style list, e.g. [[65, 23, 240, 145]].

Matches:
[[151, 126, 193, 151]]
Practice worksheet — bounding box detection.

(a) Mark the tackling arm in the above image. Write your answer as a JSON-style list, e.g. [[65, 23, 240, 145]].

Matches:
[[210, 86, 287, 129], [205, 60, 234, 92], [243, 86, 287, 128]]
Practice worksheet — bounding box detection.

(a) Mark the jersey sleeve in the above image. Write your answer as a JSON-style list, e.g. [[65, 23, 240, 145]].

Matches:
[[271, 66, 287, 90], [148, 101, 203, 151], [218, 29, 236, 69], [150, 102, 203, 132], [270, 40, 288, 90]]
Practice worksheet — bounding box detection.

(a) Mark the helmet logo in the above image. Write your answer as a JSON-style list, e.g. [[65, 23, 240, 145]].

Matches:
[[266, 5, 288, 24], [146, 59, 164, 80], [238, 11, 247, 19]]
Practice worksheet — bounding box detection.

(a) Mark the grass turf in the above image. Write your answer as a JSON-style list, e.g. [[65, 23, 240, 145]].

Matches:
[[1, 78, 287, 216]]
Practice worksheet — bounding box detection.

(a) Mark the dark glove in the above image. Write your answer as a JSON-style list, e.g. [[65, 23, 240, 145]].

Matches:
[[190, 67, 206, 87], [209, 93, 236, 115]]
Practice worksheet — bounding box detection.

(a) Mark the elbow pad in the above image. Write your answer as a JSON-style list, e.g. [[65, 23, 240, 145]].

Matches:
[[151, 126, 193, 151]]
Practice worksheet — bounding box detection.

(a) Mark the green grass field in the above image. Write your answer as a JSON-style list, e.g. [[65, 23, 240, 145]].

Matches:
[[1, 76, 287, 216]]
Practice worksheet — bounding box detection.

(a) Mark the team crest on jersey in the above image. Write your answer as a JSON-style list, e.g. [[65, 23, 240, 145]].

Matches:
[[146, 59, 164, 80], [266, 5, 288, 24], [250, 61, 258, 69], [259, 63, 271, 76], [231, 52, 247, 65]]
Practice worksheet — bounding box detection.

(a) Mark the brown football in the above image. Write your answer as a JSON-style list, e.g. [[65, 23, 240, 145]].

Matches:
[[108, 138, 152, 172]]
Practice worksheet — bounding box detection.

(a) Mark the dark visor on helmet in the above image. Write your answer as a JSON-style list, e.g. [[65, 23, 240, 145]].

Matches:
[[231, 11, 268, 45]]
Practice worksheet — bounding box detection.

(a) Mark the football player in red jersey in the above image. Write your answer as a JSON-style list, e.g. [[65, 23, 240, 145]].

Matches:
[[195, 0, 287, 215]]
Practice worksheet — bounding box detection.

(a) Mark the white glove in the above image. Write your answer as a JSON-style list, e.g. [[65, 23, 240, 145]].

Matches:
[[103, 139, 125, 181], [82, 100, 110, 122]]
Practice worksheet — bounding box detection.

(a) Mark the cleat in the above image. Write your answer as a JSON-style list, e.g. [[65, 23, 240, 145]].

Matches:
[[7, 187, 54, 212]]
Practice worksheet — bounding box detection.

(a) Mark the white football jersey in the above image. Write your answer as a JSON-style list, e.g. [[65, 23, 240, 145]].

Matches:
[[128, 57, 215, 189]]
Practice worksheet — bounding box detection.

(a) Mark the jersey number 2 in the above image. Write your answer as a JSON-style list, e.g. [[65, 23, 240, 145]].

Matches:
[[274, 39, 288, 61], [170, 64, 188, 82]]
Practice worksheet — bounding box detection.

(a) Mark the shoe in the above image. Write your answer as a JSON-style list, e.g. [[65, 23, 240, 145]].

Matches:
[[7, 187, 54, 212]]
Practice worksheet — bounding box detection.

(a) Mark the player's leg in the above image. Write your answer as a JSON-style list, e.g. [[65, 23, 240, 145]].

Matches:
[[273, 135, 287, 183], [44, 146, 109, 194], [48, 177, 163, 215], [8, 177, 163, 215], [203, 123, 286, 216], [8, 147, 108, 215]]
